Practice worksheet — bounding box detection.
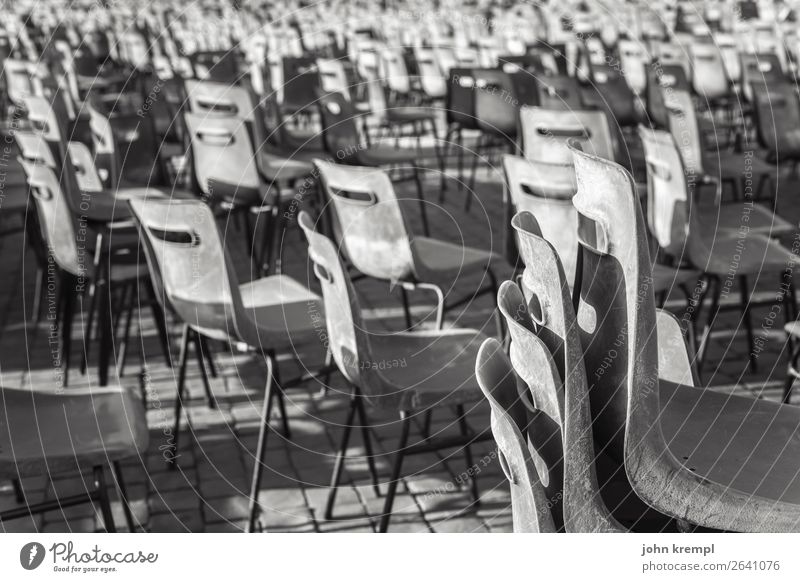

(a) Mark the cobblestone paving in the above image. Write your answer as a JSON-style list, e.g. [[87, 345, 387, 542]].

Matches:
[[1, 154, 799, 532]]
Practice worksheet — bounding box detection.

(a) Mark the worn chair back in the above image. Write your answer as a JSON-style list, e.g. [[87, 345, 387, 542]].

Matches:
[[519, 106, 614, 165]]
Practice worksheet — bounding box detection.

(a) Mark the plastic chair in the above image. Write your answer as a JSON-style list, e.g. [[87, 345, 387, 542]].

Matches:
[[639, 126, 796, 373], [128, 198, 326, 532], [0, 384, 148, 532], [571, 145, 800, 532], [316, 91, 430, 236], [618, 39, 649, 94], [190, 49, 242, 84], [752, 83, 800, 165], [299, 211, 493, 532], [315, 159, 503, 333], [474, 338, 557, 533]]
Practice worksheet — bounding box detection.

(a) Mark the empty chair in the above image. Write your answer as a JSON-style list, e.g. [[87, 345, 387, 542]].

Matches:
[[582, 63, 639, 128], [752, 83, 800, 165], [640, 126, 796, 372], [128, 198, 326, 532], [690, 41, 731, 104], [316, 91, 430, 236], [299, 211, 492, 533], [571, 145, 800, 532], [535, 75, 583, 111], [0, 384, 148, 532], [190, 49, 242, 83], [315, 160, 503, 332], [617, 39, 648, 94]]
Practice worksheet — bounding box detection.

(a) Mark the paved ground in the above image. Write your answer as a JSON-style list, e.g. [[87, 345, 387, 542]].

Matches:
[[1, 140, 799, 533]]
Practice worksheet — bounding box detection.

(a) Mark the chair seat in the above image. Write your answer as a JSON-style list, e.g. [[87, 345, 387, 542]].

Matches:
[[659, 379, 800, 525], [355, 146, 416, 167], [411, 237, 499, 286], [703, 150, 775, 180], [700, 232, 795, 276], [652, 263, 700, 294], [258, 152, 313, 184], [699, 202, 795, 237], [237, 274, 324, 349], [0, 385, 148, 479], [369, 328, 489, 411], [385, 106, 436, 124]]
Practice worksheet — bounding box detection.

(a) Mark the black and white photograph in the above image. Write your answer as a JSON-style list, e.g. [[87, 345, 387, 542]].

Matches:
[[0, 0, 799, 578]]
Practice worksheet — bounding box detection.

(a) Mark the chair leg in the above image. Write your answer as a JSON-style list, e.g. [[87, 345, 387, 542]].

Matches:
[[412, 167, 430, 237], [466, 134, 482, 212], [697, 276, 721, 380], [169, 325, 191, 469], [456, 404, 479, 504], [12, 478, 24, 503], [93, 466, 116, 533], [456, 129, 465, 191], [783, 340, 799, 403], [201, 337, 218, 378], [31, 266, 44, 323], [146, 280, 173, 368], [399, 286, 413, 330], [111, 461, 136, 532], [378, 412, 411, 533], [116, 282, 136, 378], [272, 361, 290, 439], [739, 275, 757, 373], [192, 331, 217, 409], [354, 395, 381, 497], [60, 274, 76, 388], [324, 392, 358, 520], [247, 355, 276, 533]]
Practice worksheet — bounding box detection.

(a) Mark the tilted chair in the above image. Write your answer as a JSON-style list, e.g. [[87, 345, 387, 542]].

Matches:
[[315, 160, 504, 332], [299, 211, 493, 532], [571, 145, 800, 532], [474, 339, 557, 533], [0, 384, 148, 532], [128, 199, 326, 532]]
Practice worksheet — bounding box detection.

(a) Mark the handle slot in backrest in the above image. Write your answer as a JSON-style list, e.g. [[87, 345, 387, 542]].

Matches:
[[330, 188, 377, 206], [577, 213, 609, 255], [196, 97, 239, 116], [147, 226, 201, 247], [196, 128, 235, 146], [645, 159, 672, 181], [537, 126, 590, 139], [313, 260, 334, 284]]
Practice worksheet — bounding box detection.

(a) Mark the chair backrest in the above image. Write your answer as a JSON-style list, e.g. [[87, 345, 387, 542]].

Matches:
[[646, 62, 691, 128], [67, 141, 105, 192], [584, 64, 638, 127], [380, 48, 410, 95], [127, 197, 242, 341], [570, 145, 658, 466], [300, 211, 395, 406], [502, 154, 578, 286], [714, 33, 742, 83], [185, 79, 256, 121], [652, 41, 692, 78], [472, 68, 518, 137], [191, 50, 241, 83], [662, 89, 705, 175], [536, 75, 583, 110], [752, 83, 800, 155], [506, 212, 625, 532], [85, 100, 118, 184], [183, 112, 262, 200], [690, 42, 729, 101], [317, 58, 351, 101], [474, 337, 557, 533], [316, 91, 362, 160], [741, 52, 785, 101], [617, 39, 648, 94], [281, 56, 321, 112], [445, 67, 479, 129], [314, 159, 414, 281], [19, 158, 84, 277], [519, 106, 614, 165], [413, 46, 446, 99], [638, 126, 692, 257]]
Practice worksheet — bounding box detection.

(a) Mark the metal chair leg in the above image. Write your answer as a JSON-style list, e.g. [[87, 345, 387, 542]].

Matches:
[[93, 466, 116, 533], [412, 167, 430, 237], [378, 412, 411, 533], [192, 332, 217, 409], [324, 393, 358, 520], [248, 355, 275, 533], [111, 461, 136, 532], [739, 275, 757, 373], [697, 276, 721, 380], [169, 325, 191, 469], [354, 395, 381, 497], [456, 404, 479, 504], [12, 479, 24, 503]]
